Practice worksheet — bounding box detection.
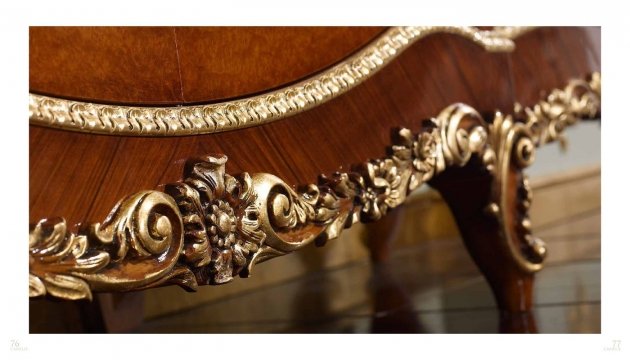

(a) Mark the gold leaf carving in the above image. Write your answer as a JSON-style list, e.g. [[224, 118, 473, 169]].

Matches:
[[30, 191, 184, 300], [41, 274, 92, 301], [29, 73, 600, 300], [164, 155, 265, 284], [486, 73, 601, 272]]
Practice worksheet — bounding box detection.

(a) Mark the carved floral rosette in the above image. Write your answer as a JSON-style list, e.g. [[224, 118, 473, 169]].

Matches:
[[29, 73, 601, 301]]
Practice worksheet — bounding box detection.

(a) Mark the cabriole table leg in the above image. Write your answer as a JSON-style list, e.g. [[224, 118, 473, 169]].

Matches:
[[431, 157, 541, 333]]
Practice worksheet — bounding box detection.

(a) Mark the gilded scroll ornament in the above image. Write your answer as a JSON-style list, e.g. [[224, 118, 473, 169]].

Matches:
[[29, 191, 183, 300], [486, 72, 601, 272], [29, 73, 600, 300], [28, 26, 532, 137]]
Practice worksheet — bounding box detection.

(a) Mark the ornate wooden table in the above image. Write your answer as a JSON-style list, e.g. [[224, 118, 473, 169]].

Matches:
[[29, 26, 601, 332]]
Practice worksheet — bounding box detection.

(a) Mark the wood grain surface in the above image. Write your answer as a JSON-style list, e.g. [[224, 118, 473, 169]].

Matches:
[[28, 27, 601, 334], [29, 27, 600, 236], [29, 26, 385, 104]]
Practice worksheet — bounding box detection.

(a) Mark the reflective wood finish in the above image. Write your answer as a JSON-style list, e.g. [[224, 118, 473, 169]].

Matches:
[[29, 27, 385, 104], [29, 27, 600, 227], [29, 27, 600, 332], [94, 201, 601, 333], [30, 167, 601, 333], [430, 160, 538, 332]]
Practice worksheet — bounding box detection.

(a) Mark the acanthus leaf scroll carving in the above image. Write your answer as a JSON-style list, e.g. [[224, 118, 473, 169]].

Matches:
[[29, 191, 184, 300], [485, 72, 600, 272], [29, 73, 601, 300]]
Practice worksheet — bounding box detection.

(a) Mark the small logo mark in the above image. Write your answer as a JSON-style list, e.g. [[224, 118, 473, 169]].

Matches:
[[10, 339, 27, 351], [604, 340, 621, 352]]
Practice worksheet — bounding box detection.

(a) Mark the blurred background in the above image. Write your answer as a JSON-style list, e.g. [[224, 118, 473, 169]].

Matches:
[[30, 122, 601, 333]]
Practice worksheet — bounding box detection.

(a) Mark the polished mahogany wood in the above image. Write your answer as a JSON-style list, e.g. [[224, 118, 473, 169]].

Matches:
[[174, 27, 386, 103], [364, 207, 424, 333], [29, 27, 184, 105], [29, 27, 599, 228], [509, 27, 600, 105], [29, 293, 143, 333], [430, 159, 538, 333], [364, 207, 406, 264], [29, 27, 600, 333], [29, 27, 385, 104]]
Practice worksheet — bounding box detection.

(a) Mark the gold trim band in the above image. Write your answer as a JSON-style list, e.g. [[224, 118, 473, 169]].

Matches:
[[28, 26, 532, 137], [29, 73, 599, 301]]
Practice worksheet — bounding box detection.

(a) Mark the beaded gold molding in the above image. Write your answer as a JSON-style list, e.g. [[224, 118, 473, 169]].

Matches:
[[29, 73, 600, 301], [28, 26, 533, 137]]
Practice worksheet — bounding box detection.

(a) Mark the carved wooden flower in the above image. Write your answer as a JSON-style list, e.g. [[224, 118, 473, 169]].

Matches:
[[206, 200, 237, 248], [359, 158, 403, 221], [413, 130, 438, 173], [389, 125, 440, 184], [166, 155, 265, 284]]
